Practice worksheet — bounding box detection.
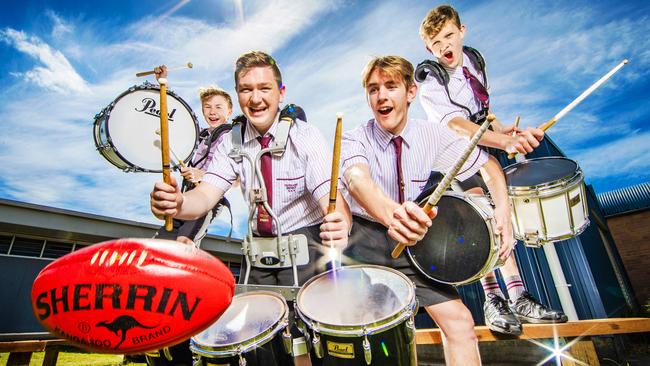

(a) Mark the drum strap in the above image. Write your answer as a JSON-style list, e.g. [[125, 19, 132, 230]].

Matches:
[[229, 104, 303, 163]]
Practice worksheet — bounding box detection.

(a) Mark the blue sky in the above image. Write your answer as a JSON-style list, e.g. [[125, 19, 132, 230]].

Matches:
[[1, 0, 648, 239]]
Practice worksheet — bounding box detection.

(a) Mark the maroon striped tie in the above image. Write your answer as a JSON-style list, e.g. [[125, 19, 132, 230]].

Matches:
[[462, 66, 489, 110], [257, 135, 273, 236], [392, 136, 405, 204]]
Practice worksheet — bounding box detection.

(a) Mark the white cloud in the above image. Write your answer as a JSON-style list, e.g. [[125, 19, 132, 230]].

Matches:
[[0, 28, 89, 94], [46, 10, 74, 39]]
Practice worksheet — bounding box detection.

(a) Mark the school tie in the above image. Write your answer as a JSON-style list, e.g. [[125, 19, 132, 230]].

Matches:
[[257, 135, 273, 236], [462, 66, 490, 110], [392, 136, 405, 204]]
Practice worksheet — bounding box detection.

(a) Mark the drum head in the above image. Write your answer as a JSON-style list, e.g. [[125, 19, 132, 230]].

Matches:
[[505, 157, 578, 187], [192, 292, 286, 348], [409, 195, 491, 284], [296, 265, 413, 327], [103, 87, 198, 172]]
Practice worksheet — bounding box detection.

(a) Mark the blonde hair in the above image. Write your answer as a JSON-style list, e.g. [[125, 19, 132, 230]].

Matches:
[[419, 5, 462, 42], [361, 56, 415, 90], [234, 51, 282, 87], [198, 86, 232, 110]]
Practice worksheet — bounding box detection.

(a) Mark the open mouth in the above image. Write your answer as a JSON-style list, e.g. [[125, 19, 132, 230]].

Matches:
[[249, 106, 268, 115], [378, 106, 393, 116], [444, 51, 453, 62]]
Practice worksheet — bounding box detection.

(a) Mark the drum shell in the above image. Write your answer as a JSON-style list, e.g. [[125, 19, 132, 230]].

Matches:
[[190, 291, 292, 366], [304, 321, 416, 366], [407, 192, 500, 285], [506, 158, 590, 246], [295, 265, 417, 366]]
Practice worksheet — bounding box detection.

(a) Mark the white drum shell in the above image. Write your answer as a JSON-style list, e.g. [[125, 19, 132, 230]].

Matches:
[[508, 165, 589, 247]]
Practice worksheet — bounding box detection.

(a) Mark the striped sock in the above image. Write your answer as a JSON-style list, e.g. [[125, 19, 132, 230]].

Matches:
[[505, 275, 525, 300], [480, 272, 503, 296]]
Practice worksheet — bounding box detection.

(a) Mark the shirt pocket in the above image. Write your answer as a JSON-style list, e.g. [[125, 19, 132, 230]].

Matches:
[[275, 175, 306, 206], [409, 175, 431, 200]]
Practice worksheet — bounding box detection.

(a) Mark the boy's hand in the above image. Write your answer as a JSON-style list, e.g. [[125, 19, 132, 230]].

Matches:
[[180, 166, 205, 183], [154, 65, 168, 81], [388, 201, 437, 246], [320, 211, 348, 249], [150, 176, 183, 219], [494, 205, 515, 261]]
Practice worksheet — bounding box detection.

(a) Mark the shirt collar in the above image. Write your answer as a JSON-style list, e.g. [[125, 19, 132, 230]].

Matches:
[[243, 112, 280, 144], [371, 118, 412, 151], [444, 52, 472, 81]]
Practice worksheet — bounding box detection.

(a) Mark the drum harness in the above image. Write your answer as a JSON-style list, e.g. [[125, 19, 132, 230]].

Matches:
[[229, 105, 309, 289]]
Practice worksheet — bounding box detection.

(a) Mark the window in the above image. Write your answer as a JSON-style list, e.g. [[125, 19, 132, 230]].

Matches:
[[43, 240, 74, 259], [9, 237, 44, 257], [0, 234, 12, 255]]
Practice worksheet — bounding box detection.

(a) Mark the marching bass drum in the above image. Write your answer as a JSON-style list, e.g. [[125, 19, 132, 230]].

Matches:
[[407, 192, 501, 286], [93, 82, 199, 172], [504, 157, 589, 247]]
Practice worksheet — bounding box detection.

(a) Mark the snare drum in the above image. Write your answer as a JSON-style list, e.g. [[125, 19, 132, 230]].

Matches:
[[296, 265, 417, 366], [190, 291, 292, 366], [407, 192, 501, 285], [504, 157, 589, 247], [94, 82, 199, 172]]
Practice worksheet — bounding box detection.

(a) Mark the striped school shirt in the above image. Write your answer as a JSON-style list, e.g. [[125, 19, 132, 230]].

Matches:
[[202, 115, 331, 235], [341, 118, 487, 221]]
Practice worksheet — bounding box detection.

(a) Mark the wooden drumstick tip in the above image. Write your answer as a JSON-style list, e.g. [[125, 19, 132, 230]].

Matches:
[[158, 77, 168, 85], [187, 62, 193, 68], [336, 112, 343, 119], [623, 59, 629, 64]]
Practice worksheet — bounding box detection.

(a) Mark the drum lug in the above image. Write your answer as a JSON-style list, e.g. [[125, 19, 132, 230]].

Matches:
[[362, 335, 372, 365], [312, 332, 324, 359], [282, 326, 293, 355], [406, 316, 416, 344], [524, 231, 542, 248], [238, 351, 247, 366], [192, 357, 205, 366], [162, 347, 173, 361]]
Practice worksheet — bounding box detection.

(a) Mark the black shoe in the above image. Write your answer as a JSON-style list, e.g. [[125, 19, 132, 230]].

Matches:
[[483, 293, 522, 335], [509, 291, 569, 324]]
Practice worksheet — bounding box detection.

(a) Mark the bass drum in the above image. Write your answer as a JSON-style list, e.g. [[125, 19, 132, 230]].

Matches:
[[407, 192, 501, 285], [296, 265, 417, 366], [190, 291, 293, 366], [93, 82, 199, 172]]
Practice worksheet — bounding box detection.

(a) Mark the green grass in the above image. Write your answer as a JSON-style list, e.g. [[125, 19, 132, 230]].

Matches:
[[0, 351, 147, 366]]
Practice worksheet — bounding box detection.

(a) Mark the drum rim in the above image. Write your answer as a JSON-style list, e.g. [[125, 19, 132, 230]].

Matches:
[[93, 82, 200, 173], [295, 264, 416, 336], [189, 290, 289, 357], [504, 157, 582, 193], [407, 192, 501, 285], [508, 169, 584, 198]]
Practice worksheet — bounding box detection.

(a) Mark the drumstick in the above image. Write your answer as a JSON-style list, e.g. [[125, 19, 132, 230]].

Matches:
[[327, 114, 343, 267], [508, 59, 628, 159], [391, 113, 495, 259], [153, 139, 186, 169], [328, 113, 343, 214], [155, 130, 186, 168], [136, 62, 193, 77], [158, 77, 173, 231], [512, 116, 520, 137]]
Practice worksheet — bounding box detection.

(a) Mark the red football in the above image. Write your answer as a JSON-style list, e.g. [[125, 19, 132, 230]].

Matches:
[[31, 238, 235, 354]]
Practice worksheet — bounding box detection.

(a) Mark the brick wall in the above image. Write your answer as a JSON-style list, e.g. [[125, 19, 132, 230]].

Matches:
[[606, 209, 650, 306]]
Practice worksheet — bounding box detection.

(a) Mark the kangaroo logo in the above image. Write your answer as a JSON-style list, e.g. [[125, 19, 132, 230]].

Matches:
[[96, 315, 158, 350]]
